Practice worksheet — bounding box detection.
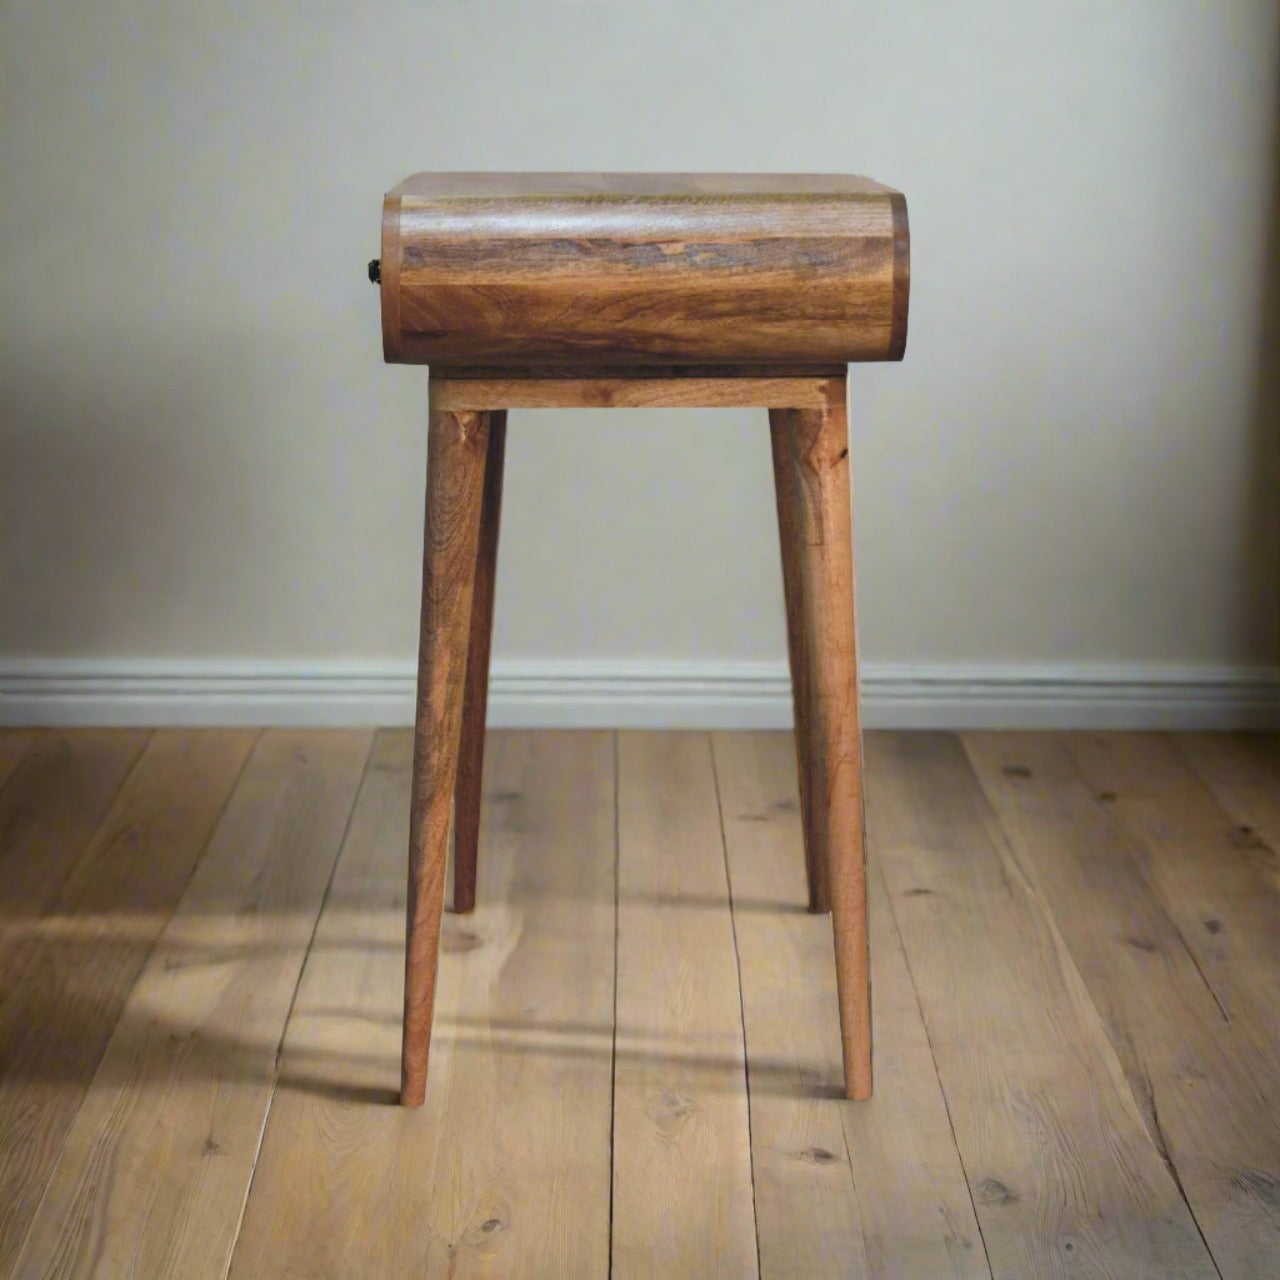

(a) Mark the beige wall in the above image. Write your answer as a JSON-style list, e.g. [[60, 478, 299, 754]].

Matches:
[[2, 3, 1278, 683]]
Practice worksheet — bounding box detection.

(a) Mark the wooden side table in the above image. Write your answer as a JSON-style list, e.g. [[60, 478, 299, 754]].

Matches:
[[374, 173, 910, 1107]]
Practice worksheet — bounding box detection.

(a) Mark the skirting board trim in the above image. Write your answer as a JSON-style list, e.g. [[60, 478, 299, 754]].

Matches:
[[1, 659, 1278, 730]]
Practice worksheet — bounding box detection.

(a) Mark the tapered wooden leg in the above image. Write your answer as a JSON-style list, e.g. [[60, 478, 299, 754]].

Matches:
[[402, 407, 493, 1108], [770, 409, 829, 914], [452, 410, 507, 914], [769, 380, 871, 1100]]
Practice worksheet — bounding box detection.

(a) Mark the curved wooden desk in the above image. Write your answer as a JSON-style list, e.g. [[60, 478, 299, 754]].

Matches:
[[375, 172, 910, 1107]]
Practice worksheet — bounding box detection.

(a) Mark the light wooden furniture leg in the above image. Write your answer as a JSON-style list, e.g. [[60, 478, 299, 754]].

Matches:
[[770, 380, 871, 1100], [769, 408, 829, 914], [402, 407, 493, 1108], [452, 410, 508, 914]]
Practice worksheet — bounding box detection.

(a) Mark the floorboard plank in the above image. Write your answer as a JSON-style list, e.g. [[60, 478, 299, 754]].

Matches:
[[1063, 733, 1280, 1072], [1173, 733, 1280, 896], [0, 731, 39, 793], [613, 732, 757, 1279], [867, 732, 1218, 1280], [10, 730, 372, 1280], [228, 730, 616, 1279], [713, 731, 990, 1280], [0, 730, 256, 1273], [966, 731, 1280, 1279], [2, 727, 1270, 1278], [0, 730, 150, 967]]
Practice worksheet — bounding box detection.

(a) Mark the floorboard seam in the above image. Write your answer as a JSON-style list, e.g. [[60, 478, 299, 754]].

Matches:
[[1071, 737, 1237, 1029], [0, 728, 43, 802], [871, 819, 995, 1277], [1171, 731, 1280, 899], [606, 730, 620, 1280], [1177, 937, 1231, 1026], [1142, 1062, 1226, 1279], [1056, 736, 1230, 1278], [708, 734, 763, 1279], [969, 733, 1230, 1280], [173, 728, 265, 915], [219, 729, 377, 1280], [0, 729, 167, 1022], [43, 729, 156, 918]]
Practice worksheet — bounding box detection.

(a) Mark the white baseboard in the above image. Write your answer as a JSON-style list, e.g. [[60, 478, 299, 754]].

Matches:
[[1, 658, 1277, 730]]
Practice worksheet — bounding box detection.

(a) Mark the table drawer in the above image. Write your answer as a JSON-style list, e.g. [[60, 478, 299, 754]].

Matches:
[[378, 173, 908, 368]]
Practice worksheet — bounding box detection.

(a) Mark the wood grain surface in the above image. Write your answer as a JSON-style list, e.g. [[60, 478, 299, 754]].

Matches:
[[1062, 733, 1280, 1072], [769, 385, 870, 1097], [613, 732, 757, 1279], [381, 173, 907, 367], [964, 731, 1280, 1277], [868, 733, 1218, 1280], [0, 731, 254, 1273], [429, 375, 842, 410], [0, 730, 149, 976], [229, 730, 616, 1278], [713, 731, 988, 1280], [1, 729, 1276, 1278], [451, 410, 507, 914], [402, 408, 492, 1106], [10, 730, 372, 1280], [1173, 732, 1280, 895], [0, 731, 37, 791], [389, 174, 902, 198], [770, 408, 822, 912]]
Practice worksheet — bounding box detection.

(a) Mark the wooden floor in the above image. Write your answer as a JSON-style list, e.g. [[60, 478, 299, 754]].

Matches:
[[0, 729, 1277, 1278]]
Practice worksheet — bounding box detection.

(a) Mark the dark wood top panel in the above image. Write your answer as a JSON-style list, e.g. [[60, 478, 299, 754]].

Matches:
[[388, 172, 900, 201]]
